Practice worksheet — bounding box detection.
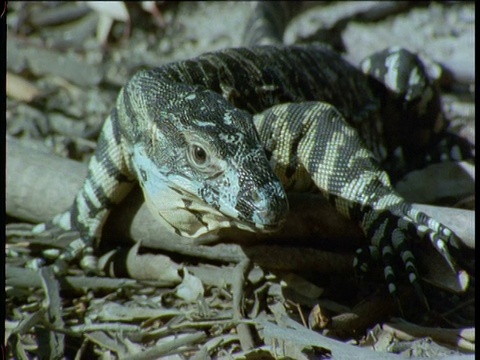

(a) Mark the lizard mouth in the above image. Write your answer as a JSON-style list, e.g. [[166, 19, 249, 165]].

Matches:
[[232, 216, 286, 234], [254, 221, 285, 233]]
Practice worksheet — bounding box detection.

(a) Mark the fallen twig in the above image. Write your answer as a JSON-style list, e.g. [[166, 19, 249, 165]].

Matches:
[[6, 137, 474, 290], [383, 318, 475, 352]]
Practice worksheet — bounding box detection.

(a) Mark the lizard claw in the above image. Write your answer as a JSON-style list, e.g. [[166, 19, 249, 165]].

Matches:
[[358, 202, 466, 306]]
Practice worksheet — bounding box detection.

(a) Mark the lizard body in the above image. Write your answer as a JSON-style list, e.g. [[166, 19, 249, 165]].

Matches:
[[33, 4, 471, 298]]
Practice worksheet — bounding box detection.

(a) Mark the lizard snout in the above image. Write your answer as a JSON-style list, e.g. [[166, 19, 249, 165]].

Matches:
[[249, 185, 289, 232]]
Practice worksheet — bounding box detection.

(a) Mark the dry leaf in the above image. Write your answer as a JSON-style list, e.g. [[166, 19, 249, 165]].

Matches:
[[6, 72, 41, 102], [85, 1, 129, 21], [175, 268, 205, 302]]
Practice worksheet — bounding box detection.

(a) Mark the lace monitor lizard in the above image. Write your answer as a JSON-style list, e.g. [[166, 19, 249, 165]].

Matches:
[[33, 2, 471, 301]]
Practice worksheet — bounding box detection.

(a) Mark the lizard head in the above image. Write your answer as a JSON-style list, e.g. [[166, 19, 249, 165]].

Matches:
[[124, 79, 289, 238]]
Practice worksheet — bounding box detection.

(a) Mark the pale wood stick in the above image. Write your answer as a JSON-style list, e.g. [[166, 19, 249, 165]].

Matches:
[[6, 137, 474, 289]]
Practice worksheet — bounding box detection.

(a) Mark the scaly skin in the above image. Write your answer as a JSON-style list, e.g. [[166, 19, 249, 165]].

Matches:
[[33, 5, 471, 300]]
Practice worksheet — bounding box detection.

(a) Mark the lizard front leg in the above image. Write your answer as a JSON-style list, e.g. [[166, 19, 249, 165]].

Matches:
[[254, 102, 466, 301], [33, 112, 135, 272]]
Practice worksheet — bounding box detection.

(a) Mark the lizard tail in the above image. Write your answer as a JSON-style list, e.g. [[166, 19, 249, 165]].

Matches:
[[242, 2, 302, 46]]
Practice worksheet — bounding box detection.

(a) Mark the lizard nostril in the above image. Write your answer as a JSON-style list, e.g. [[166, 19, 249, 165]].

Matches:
[[249, 184, 288, 230], [252, 189, 262, 203]]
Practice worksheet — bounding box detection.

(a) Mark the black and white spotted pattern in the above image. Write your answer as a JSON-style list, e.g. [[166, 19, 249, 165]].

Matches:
[[32, 2, 471, 299]]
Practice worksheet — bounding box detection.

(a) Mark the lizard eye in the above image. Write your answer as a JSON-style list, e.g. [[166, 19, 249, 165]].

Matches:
[[189, 144, 209, 168], [193, 145, 207, 164]]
